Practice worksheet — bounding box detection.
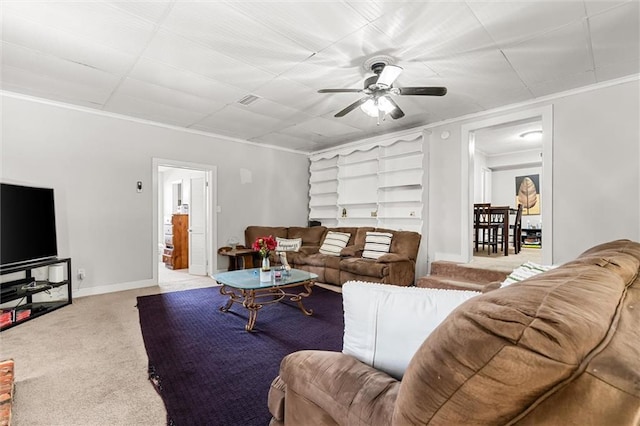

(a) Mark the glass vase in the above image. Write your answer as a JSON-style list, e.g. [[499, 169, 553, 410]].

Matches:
[[261, 256, 270, 271], [259, 256, 271, 282]]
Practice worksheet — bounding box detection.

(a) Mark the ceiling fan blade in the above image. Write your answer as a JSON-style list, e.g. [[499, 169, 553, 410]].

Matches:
[[385, 97, 405, 119], [318, 89, 363, 93], [398, 87, 447, 96], [334, 97, 371, 117], [376, 65, 403, 87]]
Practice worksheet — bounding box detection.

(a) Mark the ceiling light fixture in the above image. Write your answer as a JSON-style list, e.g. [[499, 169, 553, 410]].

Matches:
[[520, 130, 543, 141], [360, 96, 395, 117]]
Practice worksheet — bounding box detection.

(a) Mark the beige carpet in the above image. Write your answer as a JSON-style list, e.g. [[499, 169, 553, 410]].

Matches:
[[0, 267, 220, 426], [470, 247, 542, 272]]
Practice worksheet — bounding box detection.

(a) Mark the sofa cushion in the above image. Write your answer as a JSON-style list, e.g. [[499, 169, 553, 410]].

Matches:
[[276, 237, 302, 252], [339, 257, 387, 278], [295, 253, 326, 267], [376, 228, 421, 261], [319, 231, 351, 256], [362, 231, 393, 259], [342, 281, 479, 380], [288, 226, 327, 246]]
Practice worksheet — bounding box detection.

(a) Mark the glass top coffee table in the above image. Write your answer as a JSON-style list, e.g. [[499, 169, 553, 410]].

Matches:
[[213, 268, 318, 331]]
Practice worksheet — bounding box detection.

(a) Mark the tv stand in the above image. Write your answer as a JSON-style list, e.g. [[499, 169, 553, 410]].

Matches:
[[1, 258, 72, 331]]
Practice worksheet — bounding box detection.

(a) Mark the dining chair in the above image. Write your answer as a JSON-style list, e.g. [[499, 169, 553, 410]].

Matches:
[[509, 204, 523, 254], [474, 203, 501, 254]]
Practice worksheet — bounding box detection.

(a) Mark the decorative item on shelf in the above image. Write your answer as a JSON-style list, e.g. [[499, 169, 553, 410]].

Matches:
[[252, 235, 277, 282]]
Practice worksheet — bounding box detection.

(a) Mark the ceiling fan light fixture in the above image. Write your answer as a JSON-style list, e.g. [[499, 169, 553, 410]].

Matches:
[[377, 96, 395, 113], [360, 99, 378, 117]]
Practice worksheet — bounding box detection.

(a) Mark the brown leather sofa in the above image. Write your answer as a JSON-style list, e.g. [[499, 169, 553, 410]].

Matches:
[[268, 239, 640, 425], [244, 226, 421, 286]]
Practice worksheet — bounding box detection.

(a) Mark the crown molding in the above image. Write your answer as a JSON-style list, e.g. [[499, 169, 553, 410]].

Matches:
[[0, 90, 308, 156]]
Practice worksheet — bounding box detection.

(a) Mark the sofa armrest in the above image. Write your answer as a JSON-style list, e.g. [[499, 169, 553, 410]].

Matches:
[[376, 253, 410, 263], [340, 245, 363, 257], [274, 350, 398, 425]]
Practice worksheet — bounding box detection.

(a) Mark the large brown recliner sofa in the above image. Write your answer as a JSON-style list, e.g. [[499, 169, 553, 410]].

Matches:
[[244, 226, 421, 286], [268, 239, 640, 425]]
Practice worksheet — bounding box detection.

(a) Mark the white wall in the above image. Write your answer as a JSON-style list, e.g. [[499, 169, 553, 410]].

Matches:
[[427, 78, 640, 264], [1, 95, 310, 295]]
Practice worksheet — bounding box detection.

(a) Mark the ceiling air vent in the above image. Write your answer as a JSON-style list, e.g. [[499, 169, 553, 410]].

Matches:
[[237, 94, 260, 106]]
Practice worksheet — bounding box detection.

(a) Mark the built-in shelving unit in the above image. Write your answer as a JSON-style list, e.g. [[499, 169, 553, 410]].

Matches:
[[309, 135, 424, 232]]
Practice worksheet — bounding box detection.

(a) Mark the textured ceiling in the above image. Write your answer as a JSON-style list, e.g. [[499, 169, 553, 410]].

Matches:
[[2, 1, 638, 152]]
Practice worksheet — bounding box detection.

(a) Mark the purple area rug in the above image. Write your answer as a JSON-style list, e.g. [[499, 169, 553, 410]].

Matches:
[[137, 285, 344, 426]]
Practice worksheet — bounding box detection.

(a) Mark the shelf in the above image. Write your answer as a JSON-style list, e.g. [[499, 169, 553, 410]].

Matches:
[[1, 258, 72, 331], [378, 183, 422, 190], [339, 216, 378, 220], [379, 153, 423, 172], [338, 201, 377, 206], [377, 215, 421, 219], [378, 166, 423, 175], [1, 301, 69, 331], [310, 164, 338, 172], [338, 172, 377, 180], [309, 177, 338, 184], [1, 280, 69, 304], [310, 168, 338, 183]]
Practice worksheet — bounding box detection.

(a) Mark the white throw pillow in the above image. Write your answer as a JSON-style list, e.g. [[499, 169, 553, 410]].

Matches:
[[342, 281, 479, 379], [362, 231, 393, 259], [275, 237, 302, 252], [319, 231, 351, 256], [501, 261, 555, 287]]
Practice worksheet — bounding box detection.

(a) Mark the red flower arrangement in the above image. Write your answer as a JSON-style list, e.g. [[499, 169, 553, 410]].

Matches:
[[252, 235, 277, 259]]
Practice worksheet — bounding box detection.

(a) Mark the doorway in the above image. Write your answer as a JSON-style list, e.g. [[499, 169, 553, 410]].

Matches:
[[461, 106, 553, 265], [152, 158, 218, 289]]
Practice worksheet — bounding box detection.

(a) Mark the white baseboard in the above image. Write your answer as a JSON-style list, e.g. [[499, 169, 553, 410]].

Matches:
[[74, 278, 156, 298]]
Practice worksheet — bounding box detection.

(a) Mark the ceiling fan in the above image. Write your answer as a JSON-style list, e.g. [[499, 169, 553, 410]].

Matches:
[[318, 61, 447, 122]]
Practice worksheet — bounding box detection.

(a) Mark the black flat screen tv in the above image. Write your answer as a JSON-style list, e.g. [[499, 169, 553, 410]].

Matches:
[[1, 183, 58, 267]]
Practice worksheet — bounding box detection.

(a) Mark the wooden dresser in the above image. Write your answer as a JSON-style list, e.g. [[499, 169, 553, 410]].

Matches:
[[163, 214, 189, 270]]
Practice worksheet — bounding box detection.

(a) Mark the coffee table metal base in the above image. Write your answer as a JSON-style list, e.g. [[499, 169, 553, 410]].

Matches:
[[219, 281, 314, 331]]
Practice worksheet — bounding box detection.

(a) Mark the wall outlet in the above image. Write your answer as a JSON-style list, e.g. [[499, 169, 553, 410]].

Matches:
[[77, 269, 86, 280]]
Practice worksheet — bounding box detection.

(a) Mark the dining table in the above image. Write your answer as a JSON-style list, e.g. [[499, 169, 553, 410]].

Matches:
[[474, 205, 518, 256]]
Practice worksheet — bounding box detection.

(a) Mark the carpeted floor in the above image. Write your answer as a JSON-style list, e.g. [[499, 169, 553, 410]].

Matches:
[[137, 286, 344, 426]]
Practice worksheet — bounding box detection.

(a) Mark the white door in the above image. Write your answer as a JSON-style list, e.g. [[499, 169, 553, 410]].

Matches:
[[189, 176, 207, 275]]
